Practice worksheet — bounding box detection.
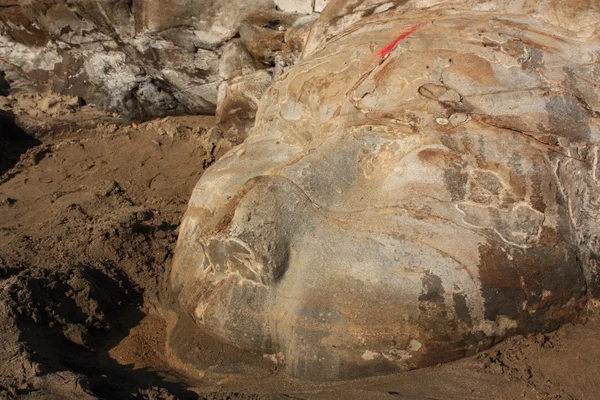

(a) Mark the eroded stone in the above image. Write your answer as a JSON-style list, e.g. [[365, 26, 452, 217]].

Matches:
[[172, 0, 600, 381]]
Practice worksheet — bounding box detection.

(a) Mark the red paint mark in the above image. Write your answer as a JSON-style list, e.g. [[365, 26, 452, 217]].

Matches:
[[376, 22, 427, 60]]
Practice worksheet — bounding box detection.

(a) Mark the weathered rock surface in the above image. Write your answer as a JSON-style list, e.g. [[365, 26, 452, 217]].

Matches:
[[0, 0, 320, 136], [171, 0, 600, 381]]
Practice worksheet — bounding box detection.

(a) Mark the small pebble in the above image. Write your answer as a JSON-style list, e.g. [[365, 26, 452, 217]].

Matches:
[[450, 113, 469, 126]]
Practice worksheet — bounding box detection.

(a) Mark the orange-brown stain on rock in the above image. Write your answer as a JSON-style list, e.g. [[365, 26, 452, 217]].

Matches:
[[0, 2, 49, 46], [417, 148, 461, 166], [477, 226, 585, 331], [447, 53, 498, 86]]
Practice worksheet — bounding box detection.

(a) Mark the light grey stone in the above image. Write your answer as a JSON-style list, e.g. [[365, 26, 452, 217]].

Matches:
[[275, 0, 314, 14], [219, 40, 259, 81], [314, 0, 330, 13]]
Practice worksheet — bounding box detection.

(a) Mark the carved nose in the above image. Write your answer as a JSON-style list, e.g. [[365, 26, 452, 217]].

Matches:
[[171, 175, 310, 352], [218, 175, 300, 284], [173, 175, 300, 294]]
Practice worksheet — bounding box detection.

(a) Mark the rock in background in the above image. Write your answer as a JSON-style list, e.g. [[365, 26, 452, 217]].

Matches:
[[0, 0, 329, 140]]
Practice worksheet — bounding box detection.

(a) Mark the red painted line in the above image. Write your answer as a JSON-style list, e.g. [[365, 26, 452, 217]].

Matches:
[[376, 22, 427, 60]]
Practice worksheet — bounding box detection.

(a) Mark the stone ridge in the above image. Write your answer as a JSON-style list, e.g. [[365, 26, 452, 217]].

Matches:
[[0, 0, 329, 137]]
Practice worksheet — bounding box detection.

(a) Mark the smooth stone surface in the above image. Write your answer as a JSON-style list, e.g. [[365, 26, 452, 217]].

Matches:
[[275, 0, 314, 14]]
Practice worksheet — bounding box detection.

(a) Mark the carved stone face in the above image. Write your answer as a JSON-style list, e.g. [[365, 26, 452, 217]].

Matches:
[[171, 0, 600, 381]]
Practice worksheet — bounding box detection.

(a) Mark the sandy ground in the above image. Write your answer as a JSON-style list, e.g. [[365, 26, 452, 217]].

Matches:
[[1, 88, 600, 399]]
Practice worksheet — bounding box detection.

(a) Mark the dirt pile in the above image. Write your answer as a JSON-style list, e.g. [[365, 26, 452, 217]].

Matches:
[[0, 107, 232, 398]]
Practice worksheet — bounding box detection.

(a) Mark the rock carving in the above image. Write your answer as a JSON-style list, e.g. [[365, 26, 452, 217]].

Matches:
[[168, 0, 599, 381]]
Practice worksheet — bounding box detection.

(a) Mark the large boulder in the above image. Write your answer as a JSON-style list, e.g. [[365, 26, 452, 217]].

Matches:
[[0, 0, 321, 131], [171, 0, 600, 381]]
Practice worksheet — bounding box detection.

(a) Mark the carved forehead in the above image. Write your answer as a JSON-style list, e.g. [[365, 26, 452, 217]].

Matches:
[[260, 12, 599, 146], [306, 0, 600, 56], [194, 1, 599, 212], [317, 0, 599, 22]]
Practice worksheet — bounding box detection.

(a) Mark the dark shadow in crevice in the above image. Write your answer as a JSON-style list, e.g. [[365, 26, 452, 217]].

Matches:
[[0, 71, 9, 96], [0, 110, 41, 175]]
